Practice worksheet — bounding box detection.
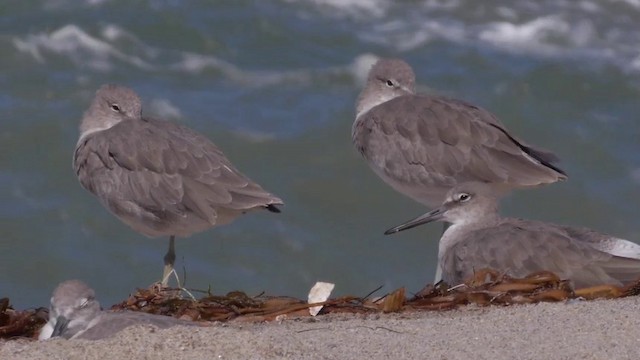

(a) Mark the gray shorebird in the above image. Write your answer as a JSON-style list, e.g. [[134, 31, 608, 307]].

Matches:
[[353, 58, 567, 280], [73, 84, 283, 285], [353, 58, 567, 210], [39, 280, 196, 340], [385, 182, 640, 288]]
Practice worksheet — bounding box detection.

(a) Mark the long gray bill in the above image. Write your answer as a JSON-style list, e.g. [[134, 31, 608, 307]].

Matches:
[[51, 316, 70, 338], [384, 208, 445, 235]]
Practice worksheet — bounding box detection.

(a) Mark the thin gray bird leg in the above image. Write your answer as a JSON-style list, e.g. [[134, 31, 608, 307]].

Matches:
[[162, 235, 177, 287]]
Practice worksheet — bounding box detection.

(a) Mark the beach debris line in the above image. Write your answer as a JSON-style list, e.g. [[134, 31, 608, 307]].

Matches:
[[4, 269, 640, 340], [109, 269, 640, 319]]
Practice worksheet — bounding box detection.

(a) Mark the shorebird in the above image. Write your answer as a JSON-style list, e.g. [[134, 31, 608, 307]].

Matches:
[[353, 58, 567, 280], [385, 182, 640, 288], [73, 84, 283, 285], [39, 280, 196, 340], [353, 57, 567, 211]]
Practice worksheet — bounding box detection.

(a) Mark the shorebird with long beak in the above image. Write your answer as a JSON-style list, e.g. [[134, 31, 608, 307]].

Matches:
[[385, 182, 640, 288]]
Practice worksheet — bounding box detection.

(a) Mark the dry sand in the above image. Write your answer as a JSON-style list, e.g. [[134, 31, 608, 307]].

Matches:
[[2, 296, 639, 360]]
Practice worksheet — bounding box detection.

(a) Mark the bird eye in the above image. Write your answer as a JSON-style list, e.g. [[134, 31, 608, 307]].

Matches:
[[458, 193, 471, 202], [110, 104, 121, 112], [385, 79, 394, 87]]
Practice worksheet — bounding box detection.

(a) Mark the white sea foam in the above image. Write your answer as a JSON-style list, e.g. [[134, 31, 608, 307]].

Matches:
[[360, 17, 467, 52], [478, 15, 586, 56], [362, 12, 599, 59], [348, 53, 379, 86], [172, 52, 379, 88], [172, 53, 235, 74], [284, 0, 391, 18], [174, 53, 318, 86], [10, 25, 290, 85], [100, 24, 156, 57], [13, 24, 154, 71], [148, 99, 183, 121], [13, 24, 375, 89], [16, 0, 640, 81], [42, 0, 111, 11], [292, 0, 640, 74]]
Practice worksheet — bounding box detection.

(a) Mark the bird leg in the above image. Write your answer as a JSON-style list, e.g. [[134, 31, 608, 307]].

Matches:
[[161, 235, 177, 287], [159, 236, 197, 301]]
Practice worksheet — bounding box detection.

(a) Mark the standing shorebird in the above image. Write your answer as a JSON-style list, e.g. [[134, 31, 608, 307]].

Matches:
[[39, 280, 196, 340], [352, 58, 567, 279], [385, 182, 640, 288], [73, 84, 283, 286], [353, 58, 567, 209]]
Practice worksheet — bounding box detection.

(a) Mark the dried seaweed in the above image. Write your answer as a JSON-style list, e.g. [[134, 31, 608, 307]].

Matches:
[[109, 268, 640, 320], [0, 298, 48, 339], [3, 269, 640, 341]]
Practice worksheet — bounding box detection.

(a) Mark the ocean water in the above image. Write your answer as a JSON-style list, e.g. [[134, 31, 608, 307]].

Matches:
[[2, 0, 640, 309]]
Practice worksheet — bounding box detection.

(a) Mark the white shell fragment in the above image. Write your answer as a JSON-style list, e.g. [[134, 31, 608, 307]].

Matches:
[[308, 282, 335, 316]]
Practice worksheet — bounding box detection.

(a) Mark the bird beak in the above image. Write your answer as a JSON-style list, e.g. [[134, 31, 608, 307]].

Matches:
[[51, 316, 69, 338], [384, 207, 445, 235]]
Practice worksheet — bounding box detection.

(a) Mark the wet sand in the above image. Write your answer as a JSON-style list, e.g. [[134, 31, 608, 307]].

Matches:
[[2, 296, 638, 360]]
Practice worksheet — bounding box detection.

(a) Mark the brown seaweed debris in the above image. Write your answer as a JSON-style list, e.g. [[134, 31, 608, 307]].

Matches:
[[404, 268, 640, 310], [109, 269, 640, 323], [0, 297, 48, 340], [5, 269, 640, 340], [111, 286, 379, 322]]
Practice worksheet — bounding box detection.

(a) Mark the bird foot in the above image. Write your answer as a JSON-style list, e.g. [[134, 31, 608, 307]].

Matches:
[[157, 267, 196, 301]]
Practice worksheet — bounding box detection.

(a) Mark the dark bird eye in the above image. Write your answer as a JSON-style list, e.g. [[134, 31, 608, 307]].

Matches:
[[110, 104, 121, 112], [458, 193, 471, 202], [385, 80, 394, 87]]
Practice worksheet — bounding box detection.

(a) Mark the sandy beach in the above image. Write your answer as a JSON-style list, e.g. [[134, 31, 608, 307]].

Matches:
[[2, 296, 639, 360]]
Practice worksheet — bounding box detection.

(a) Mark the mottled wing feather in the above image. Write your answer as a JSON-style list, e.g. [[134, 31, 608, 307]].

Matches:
[[444, 97, 561, 164], [354, 94, 565, 192], [443, 220, 640, 288], [154, 120, 283, 208]]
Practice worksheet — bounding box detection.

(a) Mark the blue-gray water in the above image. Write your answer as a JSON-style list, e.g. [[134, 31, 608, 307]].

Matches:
[[2, 0, 640, 309]]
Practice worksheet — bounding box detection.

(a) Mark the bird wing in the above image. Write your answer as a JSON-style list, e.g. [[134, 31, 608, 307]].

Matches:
[[73, 118, 282, 230], [560, 226, 640, 260], [353, 95, 566, 192], [443, 220, 640, 288]]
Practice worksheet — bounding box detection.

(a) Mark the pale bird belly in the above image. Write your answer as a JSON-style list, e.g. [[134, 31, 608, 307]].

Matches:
[[372, 166, 449, 208], [108, 200, 244, 238]]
